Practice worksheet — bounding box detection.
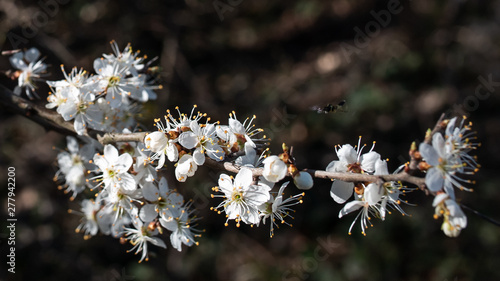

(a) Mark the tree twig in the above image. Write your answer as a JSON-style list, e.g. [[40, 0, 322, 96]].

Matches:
[[0, 84, 85, 137], [97, 132, 148, 145], [0, 84, 428, 188]]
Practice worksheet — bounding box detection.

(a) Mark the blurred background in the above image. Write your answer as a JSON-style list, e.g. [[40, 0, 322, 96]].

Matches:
[[1, 0, 500, 280]]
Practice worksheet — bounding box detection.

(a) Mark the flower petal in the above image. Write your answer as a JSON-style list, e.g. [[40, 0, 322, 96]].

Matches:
[[364, 183, 383, 206], [330, 180, 354, 204], [218, 173, 233, 195], [425, 167, 444, 192], [419, 143, 439, 166], [234, 168, 252, 189], [339, 200, 363, 218], [139, 204, 158, 223], [179, 131, 197, 149]]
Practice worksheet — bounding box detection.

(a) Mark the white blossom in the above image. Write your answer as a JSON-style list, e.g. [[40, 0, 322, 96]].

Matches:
[[259, 182, 304, 237], [326, 139, 380, 204], [92, 144, 136, 191], [123, 218, 166, 263], [419, 133, 472, 199], [433, 193, 467, 237], [262, 155, 287, 183], [8, 47, 48, 99], [212, 168, 271, 226]]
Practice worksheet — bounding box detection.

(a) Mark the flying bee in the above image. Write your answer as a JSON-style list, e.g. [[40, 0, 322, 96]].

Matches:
[[312, 100, 347, 114]]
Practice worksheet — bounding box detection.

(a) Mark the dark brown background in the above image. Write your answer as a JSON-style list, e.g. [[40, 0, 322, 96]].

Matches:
[[1, 0, 500, 280]]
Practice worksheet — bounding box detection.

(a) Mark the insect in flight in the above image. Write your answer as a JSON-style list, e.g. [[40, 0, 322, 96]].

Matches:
[[312, 100, 347, 114]]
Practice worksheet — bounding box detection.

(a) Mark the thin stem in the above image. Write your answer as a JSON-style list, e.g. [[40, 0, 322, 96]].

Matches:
[[0, 85, 437, 188]]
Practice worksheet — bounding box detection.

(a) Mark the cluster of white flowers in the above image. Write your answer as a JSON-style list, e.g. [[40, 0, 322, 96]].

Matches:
[[60, 138, 201, 262], [211, 168, 304, 237], [419, 116, 479, 237], [6, 44, 484, 263], [54, 136, 96, 200], [45, 41, 159, 135], [144, 107, 308, 237], [52, 100, 310, 261], [326, 137, 410, 236]]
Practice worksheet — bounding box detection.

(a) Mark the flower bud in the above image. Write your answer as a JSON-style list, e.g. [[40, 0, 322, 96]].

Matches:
[[262, 155, 287, 182], [293, 171, 313, 190], [144, 131, 168, 152]]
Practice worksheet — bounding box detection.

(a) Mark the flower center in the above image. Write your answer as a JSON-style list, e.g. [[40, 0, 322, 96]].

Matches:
[[231, 189, 244, 202], [348, 162, 362, 173], [108, 75, 121, 88], [75, 99, 88, 112]]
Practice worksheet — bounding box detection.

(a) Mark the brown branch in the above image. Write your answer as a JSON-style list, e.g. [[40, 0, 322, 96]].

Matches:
[[425, 113, 448, 144], [0, 83, 428, 189], [204, 158, 426, 188], [0, 84, 139, 143], [97, 132, 149, 145], [0, 84, 86, 137]]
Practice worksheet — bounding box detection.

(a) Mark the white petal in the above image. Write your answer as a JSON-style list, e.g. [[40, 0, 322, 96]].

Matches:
[[167, 192, 184, 208], [216, 125, 231, 142], [93, 58, 107, 74], [74, 114, 86, 135], [263, 156, 287, 183], [193, 147, 205, 166], [330, 180, 354, 204], [176, 154, 193, 174], [9, 52, 27, 69], [66, 136, 79, 154], [432, 133, 446, 158], [218, 174, 233, 194], [443, 180, 455, 201], [425, 167, 444, 192], [170, 231, 183, 251], [419, 143, 439, 166], [158, 177, 170, 196], [119, 173, 137, 191], [245, 186, 271, 205], [178, 131, 198, 149], [117, 153, 133, 170], [326, 160, 348, 173], [339, 200, 363, 218], [24, 47, 40, 62], [337, 144, 357, 164], [166, 143, 179, 162], [229, 118, 245, 134], [103, 145, 119, 163], [206, 143, 225, 161], [242, 208, 260, 225], [432, 193, 448, 207], [139, 204, 158, 223], [149, 236, 167, 249], [446, 117, 457, 136], [364, 183, 383, 205], [93, 154, 108, 171], [156, 154, 166, 170], [234, 168, 253, 188], [374, 159, 389, 175], [360, 151, 380, 173], [142, 182, 159, 201], [189, 120, 201, 136], [175, 168, 186, 182]]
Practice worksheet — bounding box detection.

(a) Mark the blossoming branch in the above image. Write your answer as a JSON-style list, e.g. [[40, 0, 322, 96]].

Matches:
[[0, 42, 483, 262]]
